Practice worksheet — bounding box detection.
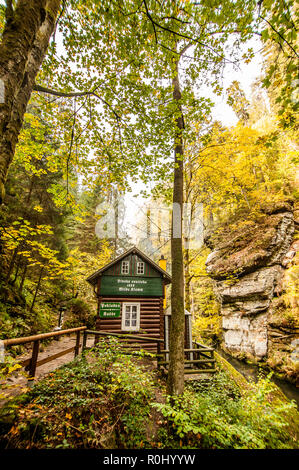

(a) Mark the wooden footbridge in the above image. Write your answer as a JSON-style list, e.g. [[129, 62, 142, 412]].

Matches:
[[1, 327, 216, 380]]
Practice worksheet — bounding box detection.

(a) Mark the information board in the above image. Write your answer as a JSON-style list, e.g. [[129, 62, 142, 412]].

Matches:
[[99, 302, 121, 318], [100, 276, 163, 297]]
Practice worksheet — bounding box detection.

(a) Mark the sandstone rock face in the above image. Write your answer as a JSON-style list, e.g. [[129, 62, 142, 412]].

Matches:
[[206, 204, 298, 375], [206, 211, 294, 280]]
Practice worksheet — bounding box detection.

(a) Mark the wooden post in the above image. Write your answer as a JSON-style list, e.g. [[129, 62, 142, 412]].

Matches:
[[29, 340, 40, 378], [74, 330, 80, 357], [82, 330, 87, 351], [94, 293, 101, 346], [157, 341, 161, 370]]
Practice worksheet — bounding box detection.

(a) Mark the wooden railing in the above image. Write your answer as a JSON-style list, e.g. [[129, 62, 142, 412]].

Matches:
[[83, 331, 216, 374], [82, 329, 163, 355], [157, 340, 216, 374], [2, 327, 215, 380], [2, 326, 86, 378]]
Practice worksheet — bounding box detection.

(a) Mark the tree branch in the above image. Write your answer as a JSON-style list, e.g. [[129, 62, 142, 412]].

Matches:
[[259, 14, 299, 58], [33, 84, 122, 121], [66, 97, 76, 196], [142, 0, 228, 62]]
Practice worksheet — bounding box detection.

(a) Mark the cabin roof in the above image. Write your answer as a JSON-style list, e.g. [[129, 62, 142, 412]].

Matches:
[[86, 246, 172, 286]]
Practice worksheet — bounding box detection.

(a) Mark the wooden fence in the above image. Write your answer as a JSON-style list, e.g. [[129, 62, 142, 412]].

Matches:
[[2, 327, 215, 379], [83, 331, 216, 374], [157, 340, 216, 374], [82, 329, 163, 355], [2, 326, 86, 378]]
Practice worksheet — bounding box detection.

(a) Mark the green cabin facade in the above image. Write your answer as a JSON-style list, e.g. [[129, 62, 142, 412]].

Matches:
[[86, 247, 172, 351]]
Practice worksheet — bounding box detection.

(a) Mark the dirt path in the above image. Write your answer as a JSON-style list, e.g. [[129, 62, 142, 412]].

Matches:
[[1, 334, 95, 402]]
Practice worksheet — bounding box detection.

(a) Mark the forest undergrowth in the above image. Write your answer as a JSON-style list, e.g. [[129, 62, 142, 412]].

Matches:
[[0, 338, 298, 450]]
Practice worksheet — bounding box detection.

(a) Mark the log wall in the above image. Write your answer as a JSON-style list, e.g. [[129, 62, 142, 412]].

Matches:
[[96, 296, 164, 352]]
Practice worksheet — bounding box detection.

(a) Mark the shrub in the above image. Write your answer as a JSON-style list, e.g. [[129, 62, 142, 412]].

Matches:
[[63, 298, 95, 329], [0, 341, 297, 450], [154, 371, 298, 449], [0, 339, 157, 449]]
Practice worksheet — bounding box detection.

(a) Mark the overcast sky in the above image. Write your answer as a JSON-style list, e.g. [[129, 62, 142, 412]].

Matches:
[[123, 37, 263, 243]]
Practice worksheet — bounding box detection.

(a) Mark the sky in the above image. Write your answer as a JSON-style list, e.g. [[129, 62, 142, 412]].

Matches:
[[123, 37, 264, 244]]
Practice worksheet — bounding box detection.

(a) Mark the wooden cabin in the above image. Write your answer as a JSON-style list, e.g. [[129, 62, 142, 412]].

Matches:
[[86, 246, 172, 351]]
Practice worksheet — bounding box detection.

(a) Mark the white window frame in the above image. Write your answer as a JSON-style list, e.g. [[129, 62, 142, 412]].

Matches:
[[136, 261, 144, 275], [121, 260, 130, 274], [122, 302, 140, 331]]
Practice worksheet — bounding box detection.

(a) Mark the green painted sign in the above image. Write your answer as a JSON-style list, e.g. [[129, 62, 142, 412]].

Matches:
[[100, 276, 163, 297], [99, 302, 121, 318]]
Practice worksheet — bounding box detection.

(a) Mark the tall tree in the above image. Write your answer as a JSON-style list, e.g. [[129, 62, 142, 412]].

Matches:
[[168, 48, 185, 395], [0, 0, 61, 202], [136, 2, 258, 395]]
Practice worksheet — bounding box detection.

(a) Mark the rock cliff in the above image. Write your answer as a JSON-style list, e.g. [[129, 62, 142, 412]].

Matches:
[[205, 202, 299, 382]]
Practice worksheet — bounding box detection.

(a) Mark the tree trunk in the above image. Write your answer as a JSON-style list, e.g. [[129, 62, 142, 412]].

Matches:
[[0, 0, 61, 202], [5, 246, 19, 282], [12, 255, 21, 284], [167, 55, 185, 396], [30, 266, 44, 312], [26, 175, 35, 205], [113, 187, 119, 254], [19, 260, 28, 293]]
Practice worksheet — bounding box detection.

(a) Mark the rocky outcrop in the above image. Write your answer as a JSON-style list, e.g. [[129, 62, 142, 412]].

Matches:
[[206, 203, 299, 381], [206, 209, 294, 279]]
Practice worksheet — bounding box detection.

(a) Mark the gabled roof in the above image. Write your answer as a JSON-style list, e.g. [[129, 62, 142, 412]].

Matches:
[[86, 246, 172, 286]]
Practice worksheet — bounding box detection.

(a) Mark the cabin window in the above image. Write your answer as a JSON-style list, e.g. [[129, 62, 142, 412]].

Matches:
[[121, 260, 130, 274], [136, 261, 144, 275], [122, 303, 140, 331]]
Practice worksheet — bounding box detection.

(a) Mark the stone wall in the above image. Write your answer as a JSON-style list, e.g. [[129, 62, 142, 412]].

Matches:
[[205, 202, 299, 382]]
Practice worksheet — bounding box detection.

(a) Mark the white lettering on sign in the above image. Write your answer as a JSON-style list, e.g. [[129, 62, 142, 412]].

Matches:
[[117, 279, 147, 284], [117, 278, 148, 292], [99, 302, 120, 318], [101, 302, 120, 308], [119, 287, 143, 292]]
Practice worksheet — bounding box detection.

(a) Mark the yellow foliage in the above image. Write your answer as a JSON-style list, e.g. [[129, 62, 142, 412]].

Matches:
[[65, 241, 113, 301], [193, 314, 222, 339], [33, 205, 43, 213], [186, 119, 298, 224]]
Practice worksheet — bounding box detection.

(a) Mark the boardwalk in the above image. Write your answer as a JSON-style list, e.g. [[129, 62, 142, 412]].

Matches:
[[1, 334, 94, 402]]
